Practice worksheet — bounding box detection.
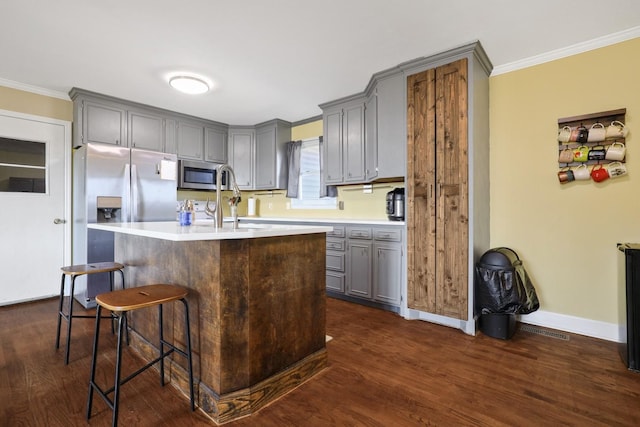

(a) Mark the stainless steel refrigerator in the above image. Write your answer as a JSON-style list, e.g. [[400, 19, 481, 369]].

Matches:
[[73, 143, 178, 308]]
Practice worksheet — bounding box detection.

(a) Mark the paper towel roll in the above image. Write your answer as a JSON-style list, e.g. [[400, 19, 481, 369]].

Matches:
[[248, 198, 256, 216]]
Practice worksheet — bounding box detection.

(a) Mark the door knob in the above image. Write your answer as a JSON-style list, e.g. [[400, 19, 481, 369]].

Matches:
[[53, 218, 66, 224]]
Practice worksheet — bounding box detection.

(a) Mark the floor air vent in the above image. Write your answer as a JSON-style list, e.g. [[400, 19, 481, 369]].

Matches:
[[520, 324, 570, 341]]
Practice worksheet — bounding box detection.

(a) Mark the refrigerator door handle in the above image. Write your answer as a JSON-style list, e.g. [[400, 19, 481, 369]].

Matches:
[[122, 163, 131, 222], [131, 164, 139, 222]]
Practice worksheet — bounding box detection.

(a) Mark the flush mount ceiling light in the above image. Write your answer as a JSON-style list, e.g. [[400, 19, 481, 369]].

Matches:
[[169, 75, 210, 95]]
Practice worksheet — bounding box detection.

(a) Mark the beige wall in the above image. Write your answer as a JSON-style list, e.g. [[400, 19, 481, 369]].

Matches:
[[490, 37, 640, 326], [0, 86, 72, 121]]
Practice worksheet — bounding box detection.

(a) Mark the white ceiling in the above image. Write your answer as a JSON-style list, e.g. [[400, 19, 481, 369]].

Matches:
[[1, 0, 639, 125]]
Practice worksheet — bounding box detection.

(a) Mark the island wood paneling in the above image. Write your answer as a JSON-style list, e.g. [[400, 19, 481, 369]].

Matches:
[[114, 232, 327, 424]]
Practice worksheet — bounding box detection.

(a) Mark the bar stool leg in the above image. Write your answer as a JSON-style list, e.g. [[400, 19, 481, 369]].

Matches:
[[55, 273, 66, 350], [86, 305, 102, 420], [112, 312, 126, 427], [158, 304, 165, 387], [181, 298, 195, 411], [64, 276, 78, 365]]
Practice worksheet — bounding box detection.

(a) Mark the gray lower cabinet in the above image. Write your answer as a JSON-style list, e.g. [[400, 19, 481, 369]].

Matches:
[[373, 227, 402, 305], [347, 238, 373, 299], [345, 226, 402, 306], [326, 225, 346, 293], [128, 109, 164, 151]]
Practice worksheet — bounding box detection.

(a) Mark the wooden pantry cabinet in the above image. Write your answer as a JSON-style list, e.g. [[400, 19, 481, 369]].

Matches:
[[404, 42, 491, 334]]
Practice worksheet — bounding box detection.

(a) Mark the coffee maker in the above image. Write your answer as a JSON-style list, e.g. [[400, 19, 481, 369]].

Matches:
[[386, 188, 405, 221]]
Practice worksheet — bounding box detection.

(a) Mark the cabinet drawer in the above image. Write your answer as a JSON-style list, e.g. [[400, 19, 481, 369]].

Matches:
[[326, 252, 345, 272], [374, 228, 402, 242], [327, 225, 345, 238], [348, 227, 372, 240], [326, 272, 345, 293], [326, 238, 345, 251]]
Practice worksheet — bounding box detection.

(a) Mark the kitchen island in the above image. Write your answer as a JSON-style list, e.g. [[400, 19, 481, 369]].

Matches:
[[88, 221, 332, 424]]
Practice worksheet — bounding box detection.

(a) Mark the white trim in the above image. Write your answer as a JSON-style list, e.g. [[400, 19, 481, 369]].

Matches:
[[518, 310, 620, 343], [0, 77, 70, 100], [492, 26, 640, 76]]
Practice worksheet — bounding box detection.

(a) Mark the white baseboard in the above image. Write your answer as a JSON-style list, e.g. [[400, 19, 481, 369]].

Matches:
[[518, 310, 621, 343]]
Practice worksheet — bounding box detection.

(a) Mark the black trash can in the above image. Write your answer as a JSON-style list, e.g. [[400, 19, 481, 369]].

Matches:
[[475, 247, 539, 340]]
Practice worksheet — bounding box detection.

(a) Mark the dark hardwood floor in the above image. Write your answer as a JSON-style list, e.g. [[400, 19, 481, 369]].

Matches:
[[1, 296, 639, 426]]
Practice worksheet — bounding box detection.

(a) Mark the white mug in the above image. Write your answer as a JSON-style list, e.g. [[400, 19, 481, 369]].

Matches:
[[573, 164, 590, 180], [587, 123, 606, 142], [607, 161, 627, 178], [606, 142, 626, 161]]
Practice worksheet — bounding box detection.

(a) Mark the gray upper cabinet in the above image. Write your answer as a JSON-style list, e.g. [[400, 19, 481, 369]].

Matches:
[[375, 72, 405, 179], [343, 102, 366, 183], [365, 91, 378, 181], [205, 126, 227, 163], [321, 98, 366, 185], [164, 118, 178, 154], [228, 127, 254, 189], [128, 109, 164, 151], [322, 107, 344, 184], [177, 121, 205, 160], [78, 98, 127, 147], [255, 119, 291, 190], [319, 69, 406, 184]]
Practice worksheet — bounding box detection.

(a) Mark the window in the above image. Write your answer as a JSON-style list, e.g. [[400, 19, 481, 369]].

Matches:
[[0, 137, 46, 193], [290, 138, 337, 209]]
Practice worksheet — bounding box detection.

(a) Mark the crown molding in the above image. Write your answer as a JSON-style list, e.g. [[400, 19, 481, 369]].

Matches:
[[0, 77, 69, 100], [492, 26, 640, 76]]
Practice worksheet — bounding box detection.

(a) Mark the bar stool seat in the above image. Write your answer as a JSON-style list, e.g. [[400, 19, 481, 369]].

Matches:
[[55, 262, 125, 364], [87, 284, 195, 427]]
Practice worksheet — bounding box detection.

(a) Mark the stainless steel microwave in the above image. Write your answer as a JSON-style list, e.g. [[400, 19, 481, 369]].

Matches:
[[177, 159, 227, 191]]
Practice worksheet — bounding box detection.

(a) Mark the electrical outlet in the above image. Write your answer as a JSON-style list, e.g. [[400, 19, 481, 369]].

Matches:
[[286, 202, 291, 209], [338, 201, 344, 210], [268, 202, 273, 210]]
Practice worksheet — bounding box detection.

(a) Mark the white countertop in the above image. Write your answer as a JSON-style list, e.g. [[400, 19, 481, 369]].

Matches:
[[88, 221, 333, 242], [238, 217, 406, 226]]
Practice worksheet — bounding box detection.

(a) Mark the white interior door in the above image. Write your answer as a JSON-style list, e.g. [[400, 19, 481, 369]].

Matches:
[[0, 109, 71, 305]]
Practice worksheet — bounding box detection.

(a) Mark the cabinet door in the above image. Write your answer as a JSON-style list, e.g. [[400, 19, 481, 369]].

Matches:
[[406, 58, 469, 320], [347, 240, 372, 299], [376, 72, 405, 179], [343, 102, 365, 182], [164, 118, 177, 154], [365, 92, 378, 181], [373, 241, 401, 305], [255, 126, 276, 189], [323, 109, 343, 184], [228, 129, 254, 189], [205, 127, 227, 163], [177, 122, 204, 160], [434, 59, 469, 320], [129, 110, 163, 151], [83, 100, 126, 146]]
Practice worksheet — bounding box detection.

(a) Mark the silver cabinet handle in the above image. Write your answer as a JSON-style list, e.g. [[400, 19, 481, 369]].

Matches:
[[53, 218, 66, 224]]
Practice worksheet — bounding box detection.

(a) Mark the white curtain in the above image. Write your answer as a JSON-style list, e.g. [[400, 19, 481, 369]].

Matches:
[[286, 140, 302, 198]]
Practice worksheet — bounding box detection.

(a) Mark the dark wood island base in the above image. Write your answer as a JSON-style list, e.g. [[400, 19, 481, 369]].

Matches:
[[114, 232, 328, 424]]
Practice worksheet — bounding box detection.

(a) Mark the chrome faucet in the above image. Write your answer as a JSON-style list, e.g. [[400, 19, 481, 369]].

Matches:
[[205, 164, 241, 228]]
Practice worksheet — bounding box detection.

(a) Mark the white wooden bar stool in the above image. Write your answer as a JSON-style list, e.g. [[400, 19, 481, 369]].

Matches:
[[86, 284, 195, 427], [55, 262, 125, 364]]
